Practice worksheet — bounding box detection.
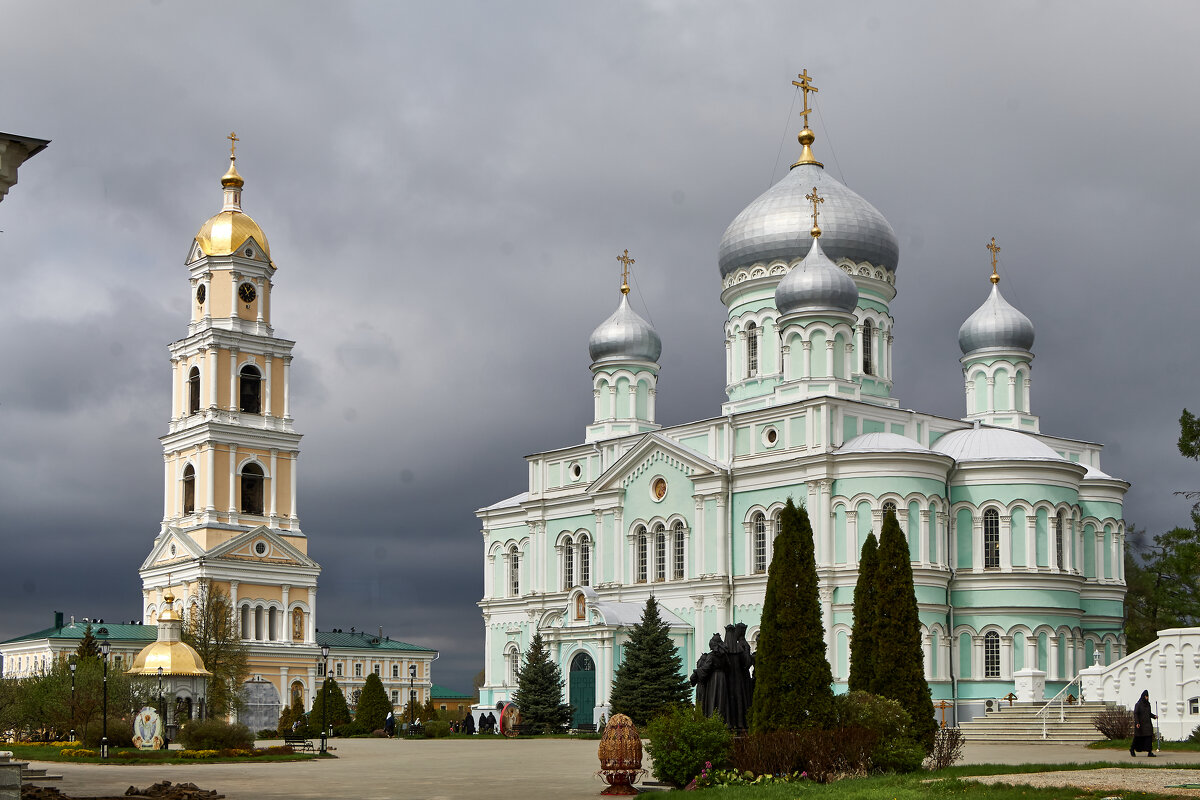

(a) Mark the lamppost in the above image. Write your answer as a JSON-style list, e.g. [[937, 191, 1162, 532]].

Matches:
[[99, 640, 110, 759], [69, 658, 77, 742], [319, 644, 330, 754], [408, 663, 417, 731], [157, 666, 164, 731]]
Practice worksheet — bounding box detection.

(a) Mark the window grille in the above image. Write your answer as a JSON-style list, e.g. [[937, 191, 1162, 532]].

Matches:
[[509, 547, 520, 596], [753, 512, 767, 573], [673, 522, 685, 579], [882, 500, 897, 519], [984, 509, 1000, 569], [984, 631, 1001, 678], [580, 536, 591, 586], [863, 320, 874, 375], [747, 322, 758, 377], [655, 525, 666, 581], [636, 527, 647, 582], [1055, 511, 1065, 569], [563, 536, 574, 590]]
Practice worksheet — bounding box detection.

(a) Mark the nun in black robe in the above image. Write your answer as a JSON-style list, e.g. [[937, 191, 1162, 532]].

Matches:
[[1131, 690, 1157, 756]]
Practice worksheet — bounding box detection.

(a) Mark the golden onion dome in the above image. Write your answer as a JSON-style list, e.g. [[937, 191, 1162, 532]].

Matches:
[[126, 640, 212, 677], [221, 160, 244, 188], [195, 209, 271, 258]]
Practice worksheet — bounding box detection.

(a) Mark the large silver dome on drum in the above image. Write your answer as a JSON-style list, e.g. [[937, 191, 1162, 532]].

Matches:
[[775, 236, 859, 315], [588, 293, 662, 364], [719, 163, 899, 278], [958, 283, 1035, 355]]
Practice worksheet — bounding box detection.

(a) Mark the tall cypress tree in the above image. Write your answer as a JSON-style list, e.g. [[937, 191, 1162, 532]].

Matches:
[[310, 677, 351, 732], [353, 672, 394, 733], [513, 632, 573, 732], [847, 533, 879, 692], [609, 596, 691, 727], [872, 507, 937, 750], [749, 499, 833, 732]]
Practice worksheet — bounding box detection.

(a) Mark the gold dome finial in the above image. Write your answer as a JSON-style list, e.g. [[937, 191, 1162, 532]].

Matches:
[[221, 131, 244, 189], [806, 186, 824, 238], [616, 249, 635, 295], [987, 237, 1001, 284], [790, 70, 824, 169]]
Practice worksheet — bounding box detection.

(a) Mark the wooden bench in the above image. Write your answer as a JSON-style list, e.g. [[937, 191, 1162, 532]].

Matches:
[[573, 723, 597, 733], [283, 734, 315, 752]]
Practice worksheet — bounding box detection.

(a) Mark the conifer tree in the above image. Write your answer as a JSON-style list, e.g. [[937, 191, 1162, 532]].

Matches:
[[309, 677, 351, 733], [75, 624, 101, 660], [608, 595, 691, 727], [749, 499, 833, 732], [847, 532, 879, 692], [353, 672, 393, 733], [512, 632, 573, 732], [871, 507, 937, 750]]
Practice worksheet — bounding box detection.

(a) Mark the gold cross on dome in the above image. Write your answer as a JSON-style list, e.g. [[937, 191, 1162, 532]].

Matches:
[[805, 187, 824, 236], [617, 249, 635, 294], [987, 237, 1001, 284], [228, 131, 239, 160], [792, 69, 819, 129]]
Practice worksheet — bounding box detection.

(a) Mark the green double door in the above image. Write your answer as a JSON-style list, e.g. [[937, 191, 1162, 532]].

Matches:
[[569, 652, 595, 728]]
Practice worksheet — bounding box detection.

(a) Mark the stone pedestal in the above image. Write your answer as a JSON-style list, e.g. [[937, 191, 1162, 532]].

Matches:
[[0, 752, 20, 800], [1078, 665, 1106, 703], [1013, 668, 1047, 703]]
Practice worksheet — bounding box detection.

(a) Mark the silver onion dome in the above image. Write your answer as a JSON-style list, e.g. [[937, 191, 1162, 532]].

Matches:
[[775, 236, 859, 315], [719, 163, 899, 278], [588, 293, 662, 364], [958, 283, 1035, 355]]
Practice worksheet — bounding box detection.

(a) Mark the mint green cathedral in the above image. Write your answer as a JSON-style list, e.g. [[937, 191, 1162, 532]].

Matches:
[[475, 74, 1127, 730]]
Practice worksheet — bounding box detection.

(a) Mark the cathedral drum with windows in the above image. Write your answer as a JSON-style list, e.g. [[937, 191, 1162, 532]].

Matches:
[[139, 141, 322, 732], [476, 75, 1128, 726]]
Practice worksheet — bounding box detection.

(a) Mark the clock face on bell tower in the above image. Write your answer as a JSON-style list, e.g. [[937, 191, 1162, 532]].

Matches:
[[238, 282, 257, 304]]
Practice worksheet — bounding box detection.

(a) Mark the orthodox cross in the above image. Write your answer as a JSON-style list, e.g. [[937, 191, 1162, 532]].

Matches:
[[792, 69, 819, 129], [617, 249, 635, 294], [987, 237, 1001, 284], [228, 131, 239, 160], [805, 187, 824, 236]]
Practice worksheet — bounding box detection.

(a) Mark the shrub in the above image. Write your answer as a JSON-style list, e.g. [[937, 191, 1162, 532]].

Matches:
[[179, 719, 254, 751], [81, 717, 133, 748], [730, 730, 805, 776], [1189, 724, 1200, 744], [1092, 705, 1133, 740], [833, 691, 924, 773], [926, 725, 965, 770], [257, 729, 277, 739], [422, 720, 451, 738], [644, 705, 732, 789]]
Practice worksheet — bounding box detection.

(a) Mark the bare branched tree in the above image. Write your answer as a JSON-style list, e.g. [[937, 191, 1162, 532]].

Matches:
[[182, 579, 249, 720]]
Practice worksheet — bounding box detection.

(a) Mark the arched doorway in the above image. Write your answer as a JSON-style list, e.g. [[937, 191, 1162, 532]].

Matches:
[[569, 651, 595, 729]]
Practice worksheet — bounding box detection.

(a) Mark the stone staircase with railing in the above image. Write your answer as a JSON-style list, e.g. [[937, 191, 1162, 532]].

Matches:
[[957, 700, 1110, 744]]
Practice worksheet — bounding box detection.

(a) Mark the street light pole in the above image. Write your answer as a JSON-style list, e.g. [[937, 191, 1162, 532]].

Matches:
[[99, 641, 111, 759], [69, 658, 77, 742], [409, 663, 417, 732], [157, 666, 164, 735], [319, 644, 330, 754]]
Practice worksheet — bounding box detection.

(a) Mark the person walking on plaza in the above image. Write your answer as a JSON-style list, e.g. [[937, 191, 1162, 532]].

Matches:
[[1131, 690, 1157, 756], [384, 710, 395, 738]]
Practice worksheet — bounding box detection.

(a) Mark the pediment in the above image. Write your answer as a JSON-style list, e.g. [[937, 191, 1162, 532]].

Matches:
[[236, 237, 268, 263], [588, 433, 725, 495], [207, 527, 320, 569], [186, 241, 205, 265], [140, 528, 206, 571]]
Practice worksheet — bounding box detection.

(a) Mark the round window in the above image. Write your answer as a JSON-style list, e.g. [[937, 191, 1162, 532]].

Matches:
[[762, 426, 779, 447], [651, 477, 667, 501], [244, 248, 254, 257], [196, 284, 206, 305], [254, 541, 268, 556], [169, 544, 176, 557], [569, 463, 582, 481]]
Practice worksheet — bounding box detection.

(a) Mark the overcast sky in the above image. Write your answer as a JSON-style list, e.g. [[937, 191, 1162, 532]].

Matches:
[[3, 1, 1198, 694]]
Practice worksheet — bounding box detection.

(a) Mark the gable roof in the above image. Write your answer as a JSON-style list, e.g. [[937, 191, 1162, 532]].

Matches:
[[589, 433, 727, 494]]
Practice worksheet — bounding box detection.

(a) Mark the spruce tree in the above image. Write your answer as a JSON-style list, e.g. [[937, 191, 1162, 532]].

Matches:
[[75, 624, 101, 660], [608, 595, 691, 727], [871, 507, 937, 750], [847, 532, 879, 692], [309, 677, 351, 733], [749, 499, 834, 732], [353, 672, 393, 733], [512, 632, 573, 732]]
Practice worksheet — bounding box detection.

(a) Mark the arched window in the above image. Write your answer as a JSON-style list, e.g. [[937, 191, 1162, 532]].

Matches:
[[239, 365, 261, 414], [188, 367, 201, 414], [579, 535, 591, 587], [241, 463, 264, 515], [636, 526, 648, 583], [508, 546, 520, 597], [983, 509, 1000, 569], [1055, 511, 1065, 569], [563, 536, 575, 590], [862, 320, 874, 375], [746, 322, 759, 377], [507, 648, 521, 686], [882, 500, 897, 520], [654, 524, 666, 581], [182, 464, 195, 515], [984, 631, 1001, 678], [240, 605, 250, 640], [752, 512, 767, 574], [673, 521, 685, 579]]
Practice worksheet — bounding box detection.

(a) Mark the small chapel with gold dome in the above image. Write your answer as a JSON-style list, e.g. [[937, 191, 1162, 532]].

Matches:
[[476, 73, 1129, 728]]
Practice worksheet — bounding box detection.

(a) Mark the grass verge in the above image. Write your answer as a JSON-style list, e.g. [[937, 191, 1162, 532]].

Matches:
[[3, 743, 315, 764], [1088, 738, 1200, 751]]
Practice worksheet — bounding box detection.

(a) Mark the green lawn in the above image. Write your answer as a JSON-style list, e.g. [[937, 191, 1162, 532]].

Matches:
[[688, 766, 1195, 799], [3, 743, 316, 764], [1088, 738, 1200, 751]]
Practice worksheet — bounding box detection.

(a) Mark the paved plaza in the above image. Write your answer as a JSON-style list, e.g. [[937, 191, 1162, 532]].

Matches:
[[28, 738, 1200, 800]]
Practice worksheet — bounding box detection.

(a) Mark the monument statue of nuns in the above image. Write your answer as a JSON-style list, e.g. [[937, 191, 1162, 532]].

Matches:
[[690, 624, 754, 730]]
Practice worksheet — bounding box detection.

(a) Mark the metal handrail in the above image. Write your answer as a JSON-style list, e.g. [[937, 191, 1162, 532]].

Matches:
[[1034, 672, 1084, 739]]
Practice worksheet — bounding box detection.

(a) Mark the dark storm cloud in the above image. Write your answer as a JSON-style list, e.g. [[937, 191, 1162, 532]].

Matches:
[[3, 1, 1199, 692]]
